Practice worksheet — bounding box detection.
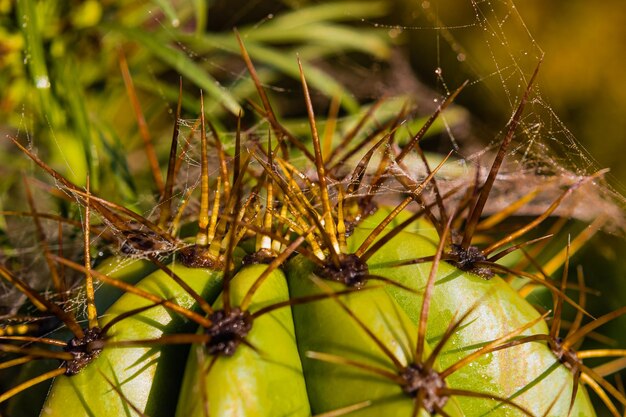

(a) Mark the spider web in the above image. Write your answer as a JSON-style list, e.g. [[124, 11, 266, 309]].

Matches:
[[349, 0, 626, 233], [2, 0, 625, 330], [1, 3, 626, 415]]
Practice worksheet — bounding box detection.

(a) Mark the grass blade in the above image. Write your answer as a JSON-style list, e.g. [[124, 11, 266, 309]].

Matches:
[[111, 25, 242, 115]]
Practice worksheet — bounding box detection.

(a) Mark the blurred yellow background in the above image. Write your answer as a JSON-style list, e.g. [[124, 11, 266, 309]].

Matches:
[[396, 0, 626, 188], [522, 0, 626, 186]]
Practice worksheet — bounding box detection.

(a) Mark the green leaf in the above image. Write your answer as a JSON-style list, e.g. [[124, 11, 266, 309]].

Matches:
[[150, 0, 180, 28], [53, 56, 98, 187], [16, 0, 64, 126], [261, 1, 387, 28], [177, 33, 360, 113], [110, 24, 242, 116], [245, 23, 390, 59], [193, 0, 208, 35]]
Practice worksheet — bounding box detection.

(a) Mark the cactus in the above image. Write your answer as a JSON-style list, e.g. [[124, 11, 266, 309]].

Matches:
[[1, 16, 626, 417]]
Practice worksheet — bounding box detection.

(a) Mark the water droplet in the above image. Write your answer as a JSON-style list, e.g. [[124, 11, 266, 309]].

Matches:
[[172, 18, 180, 28], [98, 251, 104, 257], [434, 67, 442, 75], [457, 53, 466, 62], [433, 98, 439, 103], [267, 13, 274, 19], [422, 1, 430, 9], [35, 76, 50, 89], [388, 28, 402, 38]]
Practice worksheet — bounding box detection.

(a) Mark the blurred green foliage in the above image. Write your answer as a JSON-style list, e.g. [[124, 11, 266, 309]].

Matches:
[[0, 0, 392, 204], [0, 1, 624, 415], [3, 0, 623, 196], [521, 0, 626, 187], [389, 0, 626, 189]]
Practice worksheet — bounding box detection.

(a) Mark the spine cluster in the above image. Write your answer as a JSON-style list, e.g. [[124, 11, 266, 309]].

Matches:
[[0, 38, 624, 417]]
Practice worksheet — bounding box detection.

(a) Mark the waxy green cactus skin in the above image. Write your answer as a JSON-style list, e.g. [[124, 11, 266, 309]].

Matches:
[[176, 264, 309, 417], [29, 214, 597, 417], [41, 264, 223, 417], [348, 218, 596, 416]]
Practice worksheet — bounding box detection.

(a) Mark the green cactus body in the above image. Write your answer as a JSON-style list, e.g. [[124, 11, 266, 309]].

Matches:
[[345, 215, 596, 416], [287, 255, 465, 417], [91, 256, 159, 313], [40, 263, 223, 417], [5, 256, 159, 417], [7, 206, 598, 417], [36, 218, 597, 417], [176, 264, 309, 417]]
